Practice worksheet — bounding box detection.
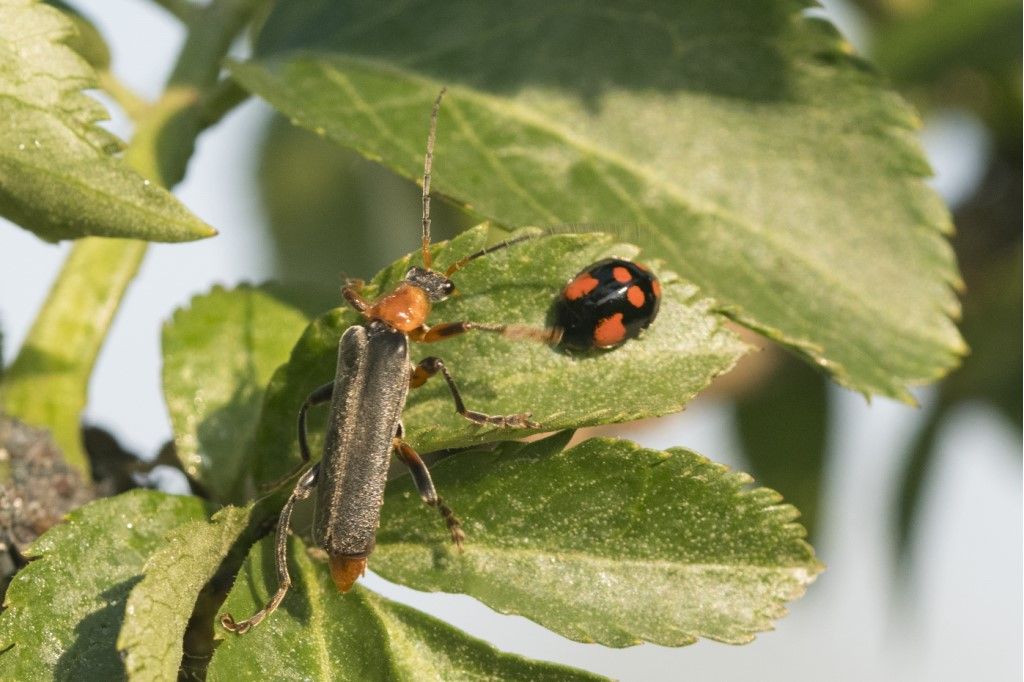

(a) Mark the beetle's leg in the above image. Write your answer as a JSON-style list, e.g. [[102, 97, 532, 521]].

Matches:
[[221, 464, 319, 634], [410, 357, 539, 429], [259, 382, 333, 492], [298, 383, 334, 463], [393, 438, 464, 548], [410, 321, 561, 345], [341, 278, 369, 314]]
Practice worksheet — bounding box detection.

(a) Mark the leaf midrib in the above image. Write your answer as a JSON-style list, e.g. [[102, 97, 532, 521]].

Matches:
[[379, 542, 820, 574]]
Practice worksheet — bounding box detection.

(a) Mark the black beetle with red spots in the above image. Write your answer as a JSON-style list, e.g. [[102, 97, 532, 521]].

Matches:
[[554, 258, 661, 350]]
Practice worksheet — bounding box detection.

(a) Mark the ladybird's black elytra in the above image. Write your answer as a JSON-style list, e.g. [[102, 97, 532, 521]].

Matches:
[[554, 258, 661, 350]]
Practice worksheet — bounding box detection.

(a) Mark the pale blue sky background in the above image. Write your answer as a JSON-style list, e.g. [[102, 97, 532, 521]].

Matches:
[[0, 2, 1019, 680]]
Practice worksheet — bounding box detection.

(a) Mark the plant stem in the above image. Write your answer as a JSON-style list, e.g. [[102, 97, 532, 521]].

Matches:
[[98, 70, 151, 121], [1, 241, 147, 477], [0, 0, 262, 478], [200, 77, 252, 129]]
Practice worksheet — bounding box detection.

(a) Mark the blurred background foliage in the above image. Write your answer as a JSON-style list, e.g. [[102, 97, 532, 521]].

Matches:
[[254, 0, 1020, 566], [853, 0, 1021, 565]]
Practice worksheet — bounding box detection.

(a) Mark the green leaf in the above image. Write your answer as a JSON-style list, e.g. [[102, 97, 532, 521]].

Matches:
[[373, 433, 822, 647], [0, 490, 206, 679], [232, 0, 965, 402], [0, 238, 147, 474], [44, 0, 110, 70], [870, 0, 1020, 88], [251, 226, 747, 484], [734, 352, 829, 539], [162, 285, 309, 501], [210, 536, 604, 681], [0, 0, 215, 241], [117, 505, 253, 682]]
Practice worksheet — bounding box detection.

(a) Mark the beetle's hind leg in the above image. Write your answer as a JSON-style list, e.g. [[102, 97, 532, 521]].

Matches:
[[220, 464, 319, 634], [393, 437, 464, 548], [410, 356, 539, 429]]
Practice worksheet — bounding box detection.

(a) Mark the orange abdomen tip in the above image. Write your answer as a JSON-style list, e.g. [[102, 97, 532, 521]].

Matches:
[[329, 555, 367, 593]]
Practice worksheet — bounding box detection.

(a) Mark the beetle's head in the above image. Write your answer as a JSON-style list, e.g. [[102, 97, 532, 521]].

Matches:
[[404, 266, 455, 302]]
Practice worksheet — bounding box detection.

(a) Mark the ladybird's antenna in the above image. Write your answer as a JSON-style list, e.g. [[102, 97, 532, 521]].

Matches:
[[422, 87, 447, 270]]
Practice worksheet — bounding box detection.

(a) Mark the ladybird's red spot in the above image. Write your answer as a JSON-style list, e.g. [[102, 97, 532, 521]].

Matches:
[[627, 285, 645, 308], [651, 279, 662, 299], [564, 273, 599, 301], [593, 312, 627, 347], [329, 555, 366, 593], [612, 266, 632, 283]]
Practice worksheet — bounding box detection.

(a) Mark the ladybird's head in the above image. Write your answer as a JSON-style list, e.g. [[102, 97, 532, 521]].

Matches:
[[404, 266, 456, 302]]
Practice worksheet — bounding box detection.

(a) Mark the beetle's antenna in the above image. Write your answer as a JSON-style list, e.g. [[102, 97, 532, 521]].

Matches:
[[422, 87, 447, 270], [444, 233, 539, 277]]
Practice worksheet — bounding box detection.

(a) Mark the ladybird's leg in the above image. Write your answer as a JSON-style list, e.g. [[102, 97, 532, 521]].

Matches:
[[259, 382, 333, 492], [393, 437, 464, 548], [411, 321, 561, 345], [221, 464, 319, 634], [341, 278, 370, 314], [410, 357, 540, 429]]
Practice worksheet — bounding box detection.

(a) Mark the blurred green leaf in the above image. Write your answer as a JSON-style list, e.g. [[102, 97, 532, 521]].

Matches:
[[859, 0, 1021, 145], [891, 258, 1020, 575], [941, 247, 1021, 428], [0, 490, 206, 679], [233, 0, 965, 402], [258, 115, 475, 305], [893, 397, 945, 569], [251, 226, 747, 485], [210, 537, 605, 681], [162, 285, 308, 502], [871, 0, 1020, 85], [117, 505, 252, 682], [0, 0, 215, 241], [44, 0, 111, 70], [894, 186, 1022, 562], [735, 353, 829, 539], [0, 238, 147, 474], [374, 433, 822, 646]]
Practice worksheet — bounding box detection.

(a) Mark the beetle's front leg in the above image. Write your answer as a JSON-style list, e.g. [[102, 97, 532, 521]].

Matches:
[[393, 437, 464, 547], [341, 278, 369, 314], [410, 357, 539, 429], [410, 321, 561, 345]]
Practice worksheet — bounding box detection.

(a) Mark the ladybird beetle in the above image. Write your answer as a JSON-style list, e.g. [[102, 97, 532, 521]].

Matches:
[[555, 258, 661, 349]]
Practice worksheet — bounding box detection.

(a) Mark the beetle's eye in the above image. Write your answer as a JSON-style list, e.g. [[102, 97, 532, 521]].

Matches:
[[443, 281, 456, 295]]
